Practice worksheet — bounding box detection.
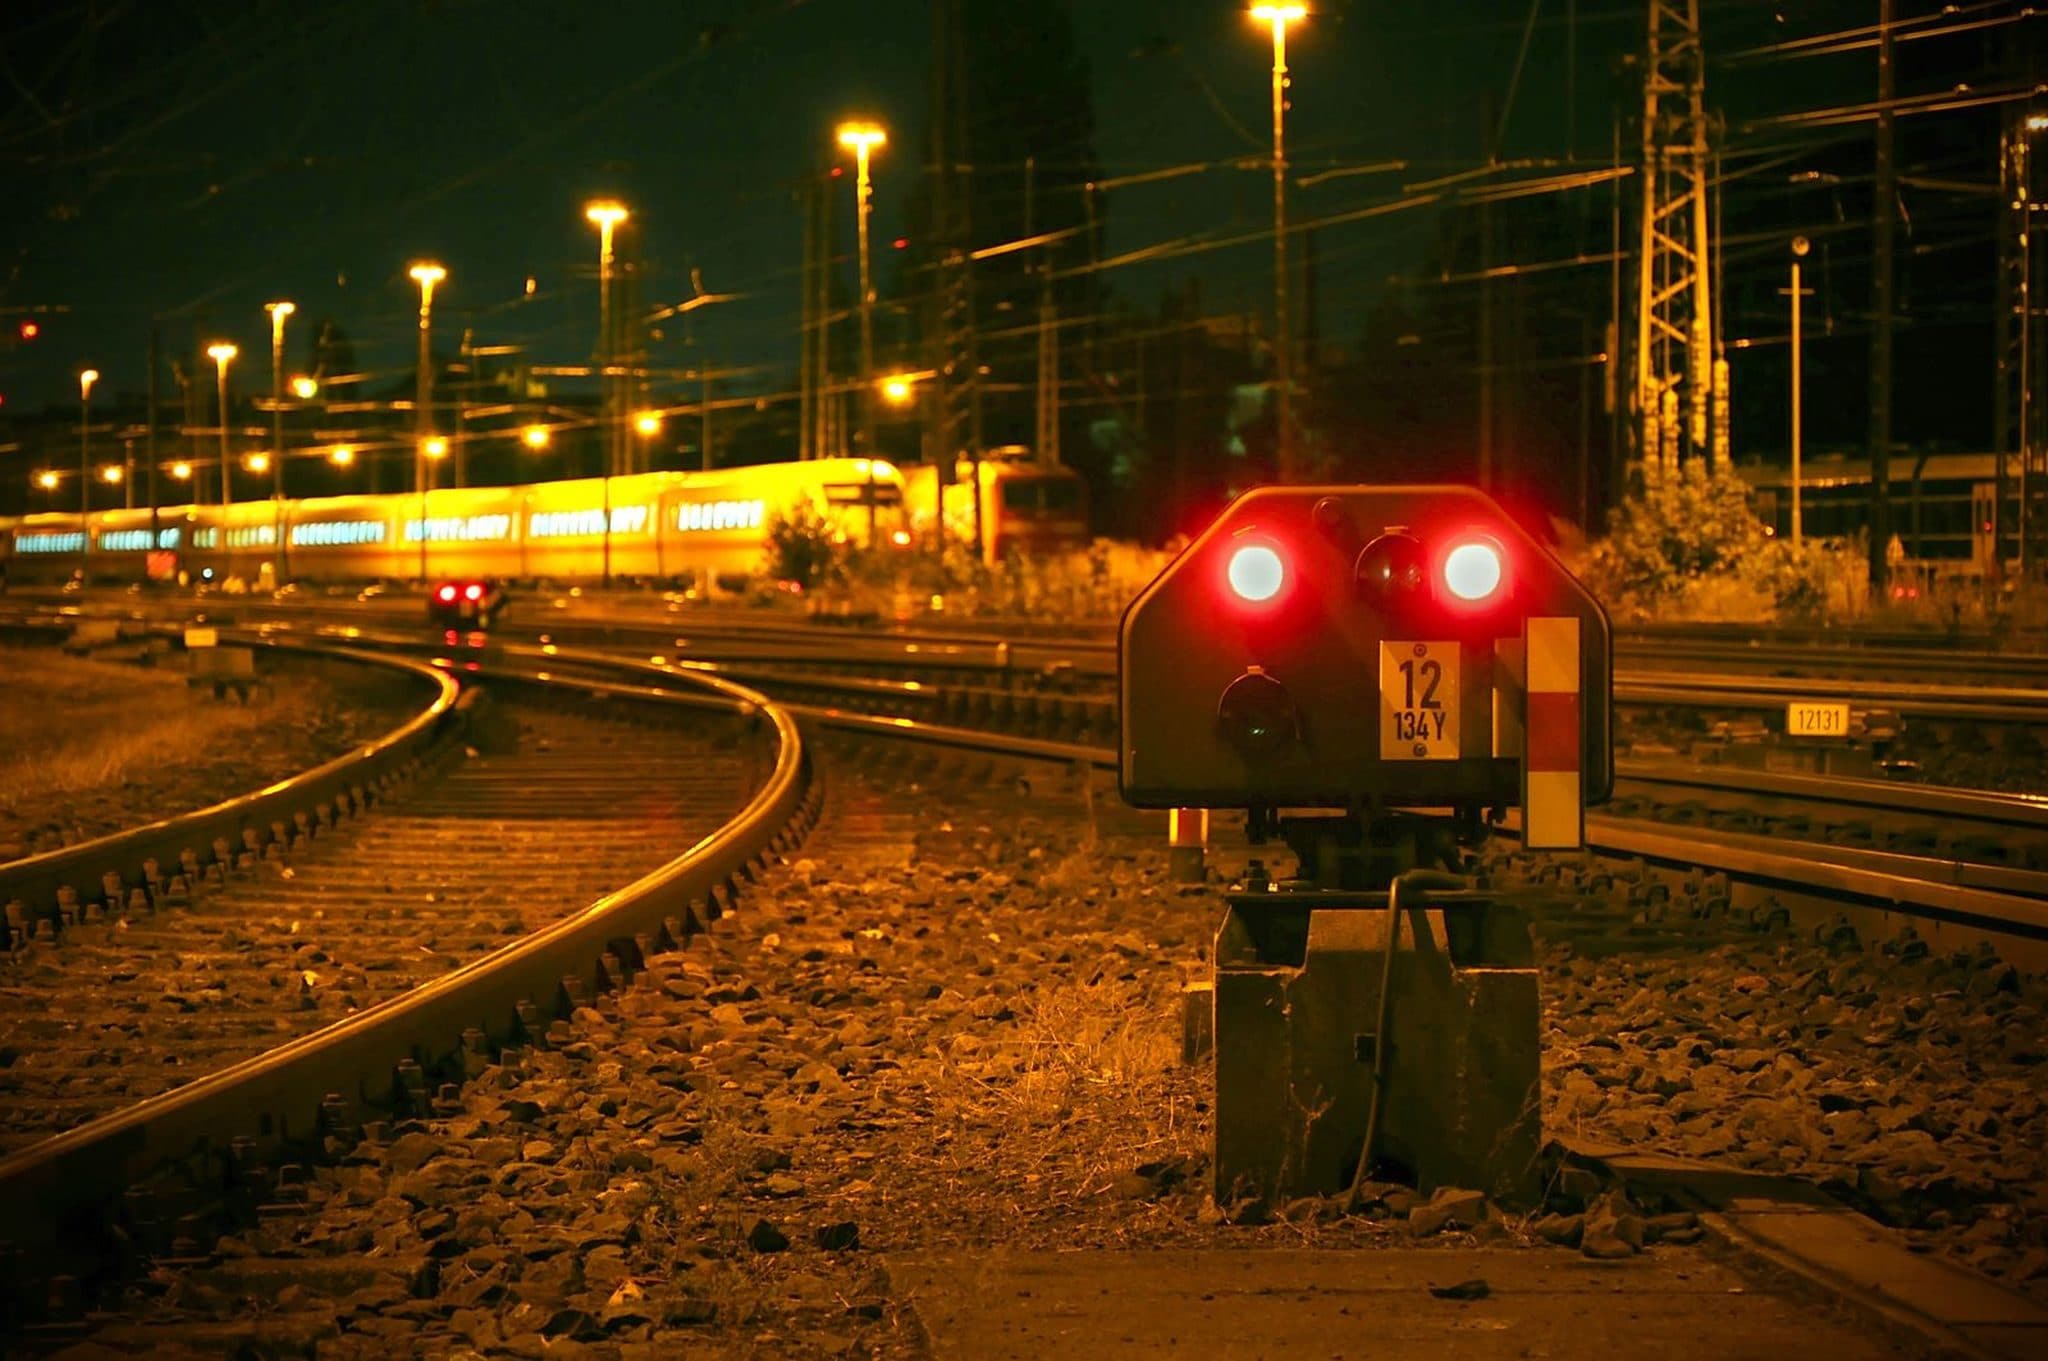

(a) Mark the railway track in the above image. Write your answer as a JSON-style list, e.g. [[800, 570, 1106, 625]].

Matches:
[[0, 701, 752, 1155]]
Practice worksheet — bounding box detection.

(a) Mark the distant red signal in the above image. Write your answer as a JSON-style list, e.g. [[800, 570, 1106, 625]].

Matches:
[[435, 584, 457, 603], [16, 320, 38, 341], [463, 583, 484, 602]]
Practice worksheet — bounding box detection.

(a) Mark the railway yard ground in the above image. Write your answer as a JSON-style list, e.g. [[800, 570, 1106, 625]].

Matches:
[[8, 733, 2038, 1358], [2, 599, 2047, 1359], [0, 647, 421, 861]]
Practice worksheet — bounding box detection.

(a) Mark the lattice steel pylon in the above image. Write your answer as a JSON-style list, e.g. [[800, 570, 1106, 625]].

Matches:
[[1633, 0, 1725, 489]]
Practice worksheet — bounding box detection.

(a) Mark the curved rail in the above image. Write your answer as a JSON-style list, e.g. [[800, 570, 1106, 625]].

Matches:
[[0, 661, 813, 1281], [0, 638, 459, 942]]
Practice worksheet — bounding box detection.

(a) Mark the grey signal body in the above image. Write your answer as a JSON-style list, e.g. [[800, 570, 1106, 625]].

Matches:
[[1117, 485, 1612, 813]]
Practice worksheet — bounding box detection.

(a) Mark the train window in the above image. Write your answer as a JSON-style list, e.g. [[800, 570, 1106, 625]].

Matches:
[[1001, 478, 1081, 513]]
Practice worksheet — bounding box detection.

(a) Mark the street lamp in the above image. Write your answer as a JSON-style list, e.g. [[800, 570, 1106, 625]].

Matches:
[[100, 465, 125, 485], [521, 424, 551, 450], [35, 470, 59, 493], [206, 343, 237, 521], [329, 445, 355, 468], [634, 410, 663, 438], [837, 120, 887, 456], [170, 461, 193, 483], [291, 375, 319, 401], [1787, 236, 1812, 547], [880, 373, 915, 407], [78, 368, 99, 523], [1250, 3, 1305, 481], [585, 200, 629, 588], [265, 300, 294, 580], [409, 263, 446, 581]]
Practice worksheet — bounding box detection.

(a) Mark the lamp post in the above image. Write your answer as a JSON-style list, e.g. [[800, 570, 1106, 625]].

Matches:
[[265, 300, 294, 580], [1251, 4, 1304, 482], [585, 201, 628, 588], [836, 121, 886, 456], [206, 339, 236, 573], [78, 369, 99, 526], [1787, 237, 1812, 547], [409, 263, 446, 582]]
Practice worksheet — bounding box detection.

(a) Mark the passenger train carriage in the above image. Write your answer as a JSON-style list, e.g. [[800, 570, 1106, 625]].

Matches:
[[0, 458, 940, 589], [1741, 452, 2008, 573]]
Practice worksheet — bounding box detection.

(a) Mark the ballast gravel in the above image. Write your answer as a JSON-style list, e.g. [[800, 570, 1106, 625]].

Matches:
[[56, 746, 2040, 1356]]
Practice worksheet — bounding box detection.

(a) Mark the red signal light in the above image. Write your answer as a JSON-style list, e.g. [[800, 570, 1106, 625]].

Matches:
[[17, 321, 38, 341], [463, 583, 484, 602], [1226, 542, 1286, 604], [1441, 538, 1505, 604], [435, 584, 457, 603]]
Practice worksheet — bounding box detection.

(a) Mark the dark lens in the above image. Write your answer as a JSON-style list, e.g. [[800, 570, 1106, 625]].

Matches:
[[1217, 670, 1297, 759], [1355, 532, 1427, 600]]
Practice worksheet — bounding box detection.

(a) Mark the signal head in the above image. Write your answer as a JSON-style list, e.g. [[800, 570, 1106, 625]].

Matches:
[[1119, 484, 1611, 816]]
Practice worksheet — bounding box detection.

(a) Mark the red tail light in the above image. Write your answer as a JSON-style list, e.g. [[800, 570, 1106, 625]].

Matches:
[[1226, 543, 1286, 604], [1441, 538, 1505, 603], [463, 583, 484, 602], [435, 584, 457, 603]]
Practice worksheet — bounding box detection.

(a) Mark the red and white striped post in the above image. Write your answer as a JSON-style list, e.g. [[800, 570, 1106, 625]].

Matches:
[[1522, 616, 1583, 849]]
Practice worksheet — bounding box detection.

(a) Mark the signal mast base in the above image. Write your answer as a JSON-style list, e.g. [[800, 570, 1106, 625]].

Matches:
[[1209, 812, 1541, 1209]]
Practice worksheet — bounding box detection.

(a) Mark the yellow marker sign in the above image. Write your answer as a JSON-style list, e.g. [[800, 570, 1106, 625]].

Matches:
[[1787, 701, 1851, 738], [183, 626, 219, 649], [1379, 640, 1459, 760]]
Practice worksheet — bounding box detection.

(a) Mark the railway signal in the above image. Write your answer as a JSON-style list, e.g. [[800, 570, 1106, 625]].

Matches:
[[1119, 483, 1613, 1207]]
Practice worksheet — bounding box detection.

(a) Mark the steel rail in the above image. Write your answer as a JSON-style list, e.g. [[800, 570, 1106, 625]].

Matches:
[[0, 660, 813, 1279], [1615, 760, 2048, 831], [0, 639, 459, 937]]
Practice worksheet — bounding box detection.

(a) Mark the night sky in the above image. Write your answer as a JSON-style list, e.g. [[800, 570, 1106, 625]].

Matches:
[[0, 2, 2013, 459]]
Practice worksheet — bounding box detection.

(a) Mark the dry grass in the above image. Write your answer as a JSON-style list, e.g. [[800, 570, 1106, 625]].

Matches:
[[0, 652, 282, 802]]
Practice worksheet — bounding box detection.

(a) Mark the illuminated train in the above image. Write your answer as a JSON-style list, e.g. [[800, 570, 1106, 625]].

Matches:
[[0, 456, 1090, 588]]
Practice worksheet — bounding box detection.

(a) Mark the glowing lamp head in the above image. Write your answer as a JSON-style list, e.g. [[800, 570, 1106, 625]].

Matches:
[[100, 465, 123, 484], [36, 470, 59, 490], [880, 374, 914, 406], [328, 445, 355, 466], [79, 369, 99, 398], [836, 121, 887, 153], [422, 436, 449, 460], [584, 201, 628, 230], [1226, 543, 1286, 603], [521, 424, 551, 449], [207, 342, 237, 366], [291, 375, 319, 399], [634, 411, 663, 437], [244, 453, 270, 474], [170, 461, 192, 481], [1442, 538, 1505, 603], [1251, 3, 1307, 26], [408, 262, 446, 287]]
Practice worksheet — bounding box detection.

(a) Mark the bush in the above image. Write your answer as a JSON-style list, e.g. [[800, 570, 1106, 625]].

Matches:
[[761, 501, 846, 593], [1572, 463, 1856, 624]]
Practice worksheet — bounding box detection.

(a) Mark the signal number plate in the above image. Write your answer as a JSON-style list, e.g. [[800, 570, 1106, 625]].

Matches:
[[1786, 701, 1851, 738], [1380, 641, 1460, 761]]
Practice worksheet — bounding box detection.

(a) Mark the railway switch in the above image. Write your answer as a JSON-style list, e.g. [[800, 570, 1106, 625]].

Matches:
[[1119, 485, 1613, 1207]]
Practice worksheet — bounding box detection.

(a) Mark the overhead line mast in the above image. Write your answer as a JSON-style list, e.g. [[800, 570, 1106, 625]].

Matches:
[[1633, 0, 1724, 490]]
